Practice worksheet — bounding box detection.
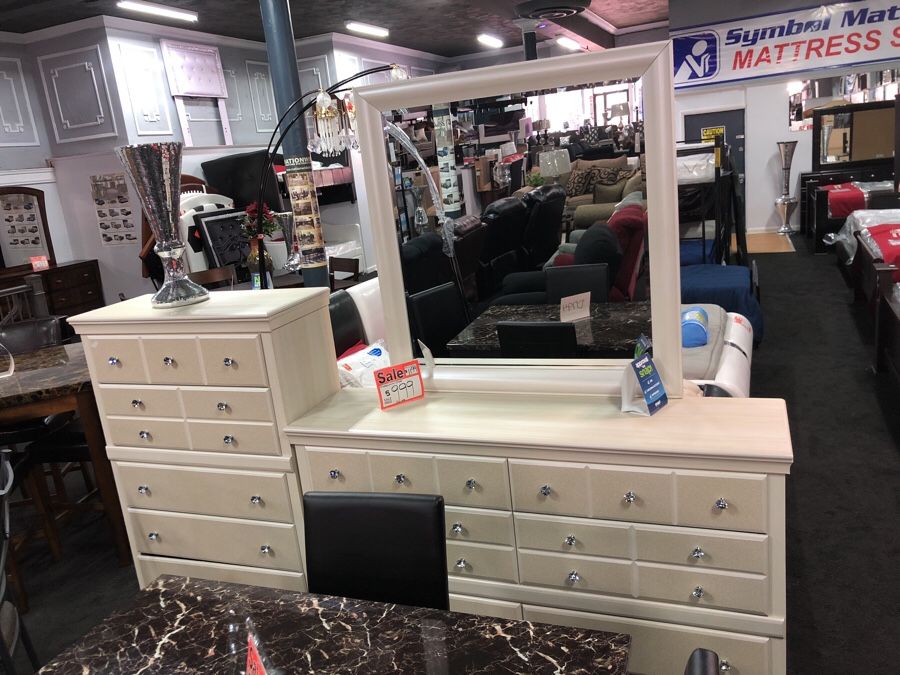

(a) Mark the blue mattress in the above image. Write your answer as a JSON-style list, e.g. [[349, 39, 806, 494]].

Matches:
[[680, 240, 718, 266], [680, 264, 764, 342]]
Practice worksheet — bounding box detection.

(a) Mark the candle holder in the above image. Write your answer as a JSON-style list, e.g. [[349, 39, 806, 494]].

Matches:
[[775, 140, 798, 236]]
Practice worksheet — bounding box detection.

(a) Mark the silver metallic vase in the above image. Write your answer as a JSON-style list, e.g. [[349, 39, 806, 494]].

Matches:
[[775, 140, 798, 236], [116, 142, 209, 307]]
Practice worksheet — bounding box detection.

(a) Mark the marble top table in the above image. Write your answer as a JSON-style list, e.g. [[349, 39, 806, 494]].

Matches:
[[41, 576, 631, 674], [0, 343, 90, 407], [447, 301, 652, 358]]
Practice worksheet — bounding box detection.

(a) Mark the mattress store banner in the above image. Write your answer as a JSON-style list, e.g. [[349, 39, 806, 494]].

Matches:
[[672, 1, 900, 88]]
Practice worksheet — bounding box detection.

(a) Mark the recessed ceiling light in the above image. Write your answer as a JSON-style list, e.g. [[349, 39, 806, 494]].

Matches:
[[477, 34, 504, 49], [345, 21, 390, 38], [116, 1, 198, 22], [556, 36, 582, 51]]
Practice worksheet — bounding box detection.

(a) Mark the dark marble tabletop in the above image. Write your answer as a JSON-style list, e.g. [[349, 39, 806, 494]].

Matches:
[[40, 576, 631, 674], [447, 301, 652, 358], [0, 343, 90, 408]]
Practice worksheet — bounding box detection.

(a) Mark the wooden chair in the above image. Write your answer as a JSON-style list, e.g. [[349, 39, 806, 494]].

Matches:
[[187, 265, 235, 290], [329, 257, 360, 291]]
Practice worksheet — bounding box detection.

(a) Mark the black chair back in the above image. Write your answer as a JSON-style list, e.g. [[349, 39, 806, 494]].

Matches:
[[546, 263, 609, 304], [684, 648, 721, 675], [0, 317, 63, 355], [407, 282, 468, 358], [522, 184, 567, 268], [480, 196, 528, 263], [328, 290, 365, 357], [302, 492, 449, 610], [400, 233, 453, 295], [201, 150, 283, 210], [497, 321, 578, 358]]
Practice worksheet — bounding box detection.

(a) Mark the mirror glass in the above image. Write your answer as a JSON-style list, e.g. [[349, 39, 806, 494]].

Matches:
[[0, 187, 55, 270], [789, 66, 900, 133]]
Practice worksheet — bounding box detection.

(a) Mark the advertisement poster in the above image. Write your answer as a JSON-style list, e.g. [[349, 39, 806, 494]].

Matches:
[[90, 173, 137, 246], [1, 193, 45, 265], [284, 157, 326, 268], [433, 103, 461, 217]]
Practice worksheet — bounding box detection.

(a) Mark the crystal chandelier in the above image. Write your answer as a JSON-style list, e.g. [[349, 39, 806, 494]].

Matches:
[[309, 91, 356, 156]]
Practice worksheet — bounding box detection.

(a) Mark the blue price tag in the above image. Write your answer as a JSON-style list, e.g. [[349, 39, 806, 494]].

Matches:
[[630, 353, 668, 415], [634, 334, 653, 358]]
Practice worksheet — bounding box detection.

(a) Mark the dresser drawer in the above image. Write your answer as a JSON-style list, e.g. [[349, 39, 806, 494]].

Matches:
[[435, 455, 511, 510], [445, 507, 514, 546], [590, 466, 674, 524], [199, 335, 268, 387], [187, 420, 281, 456], [449, 594, 522, 620], [369, 451, 437, 494], [116, 462, 293, 522], [509, 460, 590, 517], [522, 606, 772, 675], [518, 550, 633, 596], [635, 526, 769, 574], [181, 387, 274, 422], [106, 417, 189, 450], [676, 472, 767, 533], [50, 285, 102, 312], [638, 563, 768, 614], [84, 336, 147, 384], [514, 513, 630, 559], [142, 336, 204, 385], [302, 447, 372, 492], [45, 261, 99, 290], [97, 385, 182, 418], [138, 555, 306, 592], [130, 510, 301, 572], [447, 542, 518, 583]]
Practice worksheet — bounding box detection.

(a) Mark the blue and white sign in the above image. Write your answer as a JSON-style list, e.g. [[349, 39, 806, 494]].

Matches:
[[672, 0, 900, 88]]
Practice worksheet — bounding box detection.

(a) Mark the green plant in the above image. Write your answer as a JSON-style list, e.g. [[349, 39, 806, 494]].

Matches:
[[526, 172, 545, 187]]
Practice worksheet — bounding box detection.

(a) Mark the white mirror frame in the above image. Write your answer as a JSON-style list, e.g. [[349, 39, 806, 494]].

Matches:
[[355, 41, 682, 397]]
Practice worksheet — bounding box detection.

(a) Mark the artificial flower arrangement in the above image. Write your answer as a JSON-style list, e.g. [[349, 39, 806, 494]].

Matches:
[[241, 202, 279, 238]]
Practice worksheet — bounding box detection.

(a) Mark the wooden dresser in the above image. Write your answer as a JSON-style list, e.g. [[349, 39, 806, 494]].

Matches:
[[68, 289, 338, 591], [0, 260, 104, 316]]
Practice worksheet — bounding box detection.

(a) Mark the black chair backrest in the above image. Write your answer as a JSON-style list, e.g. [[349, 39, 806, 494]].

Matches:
[[400, 233, 453, 295], [407, 281, 468, 358], [328, 290, 365, 357], [201, 150, 283, 211], [522, 184, 567, 268], [546, 263, 609, 305], [497, 320, 578, 358], [684, 648, 721, 675], [303, 492, 449, 610], [508, 157, 525, 192], [480, 196, 528, 263], [0, 317, 62, 355]]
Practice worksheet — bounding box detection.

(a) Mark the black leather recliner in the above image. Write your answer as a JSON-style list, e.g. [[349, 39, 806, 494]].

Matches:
[[479, 196, 529, 295], [400, 233, 453, 295], [521, 184, 566, 269]]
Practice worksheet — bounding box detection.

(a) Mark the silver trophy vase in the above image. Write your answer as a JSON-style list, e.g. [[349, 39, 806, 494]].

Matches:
[[116, 142, 209, 307], [775, 140, 798, 235]]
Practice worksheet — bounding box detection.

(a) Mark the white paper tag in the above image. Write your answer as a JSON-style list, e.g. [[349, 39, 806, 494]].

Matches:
[[560, 292, 591, 323]]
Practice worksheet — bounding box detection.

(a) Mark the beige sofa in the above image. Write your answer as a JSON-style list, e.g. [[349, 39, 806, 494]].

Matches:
[[561, 155, 643, 237]]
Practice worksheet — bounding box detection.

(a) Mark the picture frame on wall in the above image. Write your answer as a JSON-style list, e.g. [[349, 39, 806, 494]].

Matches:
[[0, 186, 56, 271]]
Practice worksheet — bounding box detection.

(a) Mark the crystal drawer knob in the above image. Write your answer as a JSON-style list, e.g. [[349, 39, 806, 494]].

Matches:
[[260, 544, 272, 555], [714, 498, 729, 510], [692, 585, 705, 599], [250, 495, 262, 505], [465, 478, 478, 490], [395, 473, 407, 485], [564, 535, 577, 547], [567, 570, 581, 583], [719, 661, 732, 672], [138, 430, 150, 440], [162, 356, 174, 366], [223, 435, 235, 445], [217, 402, 228, 411], [539, 484, 552, 497], [137, 485, 150, 496], [223, 357, 235, 367], [131, 399, 143, 409], [147, 532, 159, 541], [328, 469, 341, 480], [107, 356, 120, 366], [454, 558, 468, 569], [451, 522, 464, 534], [691, 546, 706, 559], [623, 490, 637, 504]]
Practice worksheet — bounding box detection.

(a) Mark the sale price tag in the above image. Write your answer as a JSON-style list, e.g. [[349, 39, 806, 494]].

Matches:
[[374, 359, 425, 410], [630, 353, 668, 415], [246, 632, 268, 675], [29, 256, 49, 271]]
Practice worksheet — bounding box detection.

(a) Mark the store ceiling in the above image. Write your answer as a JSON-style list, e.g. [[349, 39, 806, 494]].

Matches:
[[0, 0, 667, 57]]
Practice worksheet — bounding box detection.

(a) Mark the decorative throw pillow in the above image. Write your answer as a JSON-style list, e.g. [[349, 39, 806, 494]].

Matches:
[[572, 155, 628, 172], [622, 170, 643, 198], [565, 169, 594, 197]]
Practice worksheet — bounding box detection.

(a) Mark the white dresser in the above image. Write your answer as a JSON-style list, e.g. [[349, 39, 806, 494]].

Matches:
[[286, 389, 793, 675], [69, 289, 338, 591]]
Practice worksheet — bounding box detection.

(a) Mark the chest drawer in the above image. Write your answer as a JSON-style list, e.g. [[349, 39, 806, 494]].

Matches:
[[142, 336, 204, 385], [107, 417, 189, 450], [676, 473, 767, 533], [445, 507, 514, 546], [302, 447, 372, 492], [635, 526, 769, 574], [199, 335, 268, 387], [590, 466, 674, 524], [447, 542, 518, 583], [116, 462, 293, 522], [449, 594, 523, 620], [518, 550, 633, 597], [97, 385, 182, 418], [509, 460, 590, 517], [130, 510, 301, 572], [187, 420, 280, 456], [50, 285, 102, 313], [515, 513, 630, 559], [45, 262, 99, 290], [638, 563, 768, 615], [435, 455, 511, 510], [369, 451, 437, 494], [181, 388, 274, 423], [85, 336, 147, 384]]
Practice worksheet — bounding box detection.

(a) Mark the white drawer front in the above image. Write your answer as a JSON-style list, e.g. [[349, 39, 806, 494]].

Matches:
[[187, 420, 280, 456], [181, 387, 275, 423], [638, 563, 768, 615], [635, 526, 769, 574], [302, 447, 372, 492], [435, 455, 511, 510], [97, 385, 182, 418], [85, 336, 147, 384], [522, 606, 772, 675], [131, 510, 301, 572], [142, 336, 204, 385], [447, 542, 518, 583], [117, 462, 293, 523], [590, 466, 674, 524], [509, 460, 590, 517], [518, 550, 633, 597], [199, 335, 268, 387], [449, 594, 522, 620], [676, 473, 767, 533], [369, 451, 437, 494], [445, 507, 514, 546], [107, 417, 189, 450], [515, 513, 631, 559], [138, 555, 306, 592]]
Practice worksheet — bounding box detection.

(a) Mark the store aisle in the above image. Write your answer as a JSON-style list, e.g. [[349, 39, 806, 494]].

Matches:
[[751, 243, 900, 674]]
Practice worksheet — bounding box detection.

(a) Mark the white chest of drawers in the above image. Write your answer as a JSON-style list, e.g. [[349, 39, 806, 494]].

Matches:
[[69, 290, 338, 591]]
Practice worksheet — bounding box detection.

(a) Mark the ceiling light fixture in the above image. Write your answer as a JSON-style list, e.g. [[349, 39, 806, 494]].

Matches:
[[116, 1, 198, 22], [477, 34, 504, 49], [556, 36, 582, 51], [345, 21, 390, 38]]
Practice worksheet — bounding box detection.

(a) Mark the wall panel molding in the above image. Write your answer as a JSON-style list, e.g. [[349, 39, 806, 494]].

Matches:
[[245, 60, 276, 133], [0, 57, 40, 147], [222, 68, 242, 122], [118, 43, 173, 136]]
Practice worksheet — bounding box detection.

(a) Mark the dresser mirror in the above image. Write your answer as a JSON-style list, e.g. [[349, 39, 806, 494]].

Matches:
[[812, 99, 895, 171], [354, 43, 682, 395], [0, 186, 56, 271]]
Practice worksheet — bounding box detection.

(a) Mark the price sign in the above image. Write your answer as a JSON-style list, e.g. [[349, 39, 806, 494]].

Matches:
[[630, 353, 668, 415], [29, 255, 49, 271], [246, 633, 268, 675], [374, 359, 425, 410]]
